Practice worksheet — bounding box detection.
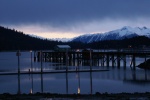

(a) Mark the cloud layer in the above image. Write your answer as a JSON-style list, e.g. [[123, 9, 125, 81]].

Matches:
[[1, 0, 150, 38]]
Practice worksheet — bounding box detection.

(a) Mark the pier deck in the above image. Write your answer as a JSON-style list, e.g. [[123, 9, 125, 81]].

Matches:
[[35, 50, 150, 70]]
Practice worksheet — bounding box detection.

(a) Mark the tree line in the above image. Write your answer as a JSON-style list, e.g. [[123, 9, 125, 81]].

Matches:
[[0, 26, 150, 51]]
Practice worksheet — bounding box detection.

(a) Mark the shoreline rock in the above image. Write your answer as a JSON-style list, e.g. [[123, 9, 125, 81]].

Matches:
[[137, 59, 150, 69]]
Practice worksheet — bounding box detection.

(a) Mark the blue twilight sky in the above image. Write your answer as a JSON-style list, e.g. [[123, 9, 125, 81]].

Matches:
[[0, 0, 150, 38]]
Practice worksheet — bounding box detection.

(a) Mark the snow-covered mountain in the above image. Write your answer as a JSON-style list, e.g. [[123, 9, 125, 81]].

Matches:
[[50, 38, 73, 42], [72, 26, 150, 43], [29, 34, 72, 42]]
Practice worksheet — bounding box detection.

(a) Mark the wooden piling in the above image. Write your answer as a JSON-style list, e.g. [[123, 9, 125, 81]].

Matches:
[[117, 54, 120, 68], [123, 55, 126, 70], [112, 55, 115, 68], [106, 54, 109, 67], [35, 50, 150, 70], [133, 55, 136, 70]]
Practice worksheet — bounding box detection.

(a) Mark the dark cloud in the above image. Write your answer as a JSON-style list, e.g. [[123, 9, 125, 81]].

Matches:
[[0, 0, 150, 27]]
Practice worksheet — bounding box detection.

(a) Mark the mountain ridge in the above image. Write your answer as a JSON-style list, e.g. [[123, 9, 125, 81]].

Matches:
[[71, 26, 150, 43], [1, 25, 150, 50]]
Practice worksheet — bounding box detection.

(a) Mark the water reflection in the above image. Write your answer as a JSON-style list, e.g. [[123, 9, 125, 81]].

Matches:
[[76, 72, 80, 94], [17, 74, 21, 94], [30, 74, 33, 94], [0, 51, 150, 94], [123, 69, 150, 85], [1, 67, 150, 94], [66, 72, 68, 94], [41, 74, 43, 93], [90, 72, 93, 95], [145, 69, 148, 81]]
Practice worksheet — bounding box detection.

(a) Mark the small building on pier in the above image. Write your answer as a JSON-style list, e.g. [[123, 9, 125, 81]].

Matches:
[[54, 45, 71, 52]]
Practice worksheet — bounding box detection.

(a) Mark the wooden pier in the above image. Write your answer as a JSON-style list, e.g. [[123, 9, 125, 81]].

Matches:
[[34, 50, 150, 70]]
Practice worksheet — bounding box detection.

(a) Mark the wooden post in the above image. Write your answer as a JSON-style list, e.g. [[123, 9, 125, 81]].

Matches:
[[63, 52, 66, 63], [30, 50, 33, 72], [53, 52, 56, 62], [90, 50, 92, 71], [112, 55, 115, 68], [41, 51, 43, 73], [117, 54, 120, 68], [17, 50, 21, 94], [59, 53, 61, 63], [144, 54, 147, 80], [52, 52, 54, 62], [68, 53, 71, 66], [34, 51, 36, 62], [123, 55, 126, 70], [73, 53, 75, 66], [66, 49, 68, 72], [133, 55, 136, 70], [106, 54, 109, 67], [77, 53, 79, 66], [97, 59, 100, 67], [101, 55, 104, 66], [16, 50, 21, 74], [44, 52, 46, 62], [37, 52, 40, 62]]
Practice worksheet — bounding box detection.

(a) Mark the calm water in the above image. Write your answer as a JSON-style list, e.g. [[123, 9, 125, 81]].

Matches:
[[0, 51, 150, 94]]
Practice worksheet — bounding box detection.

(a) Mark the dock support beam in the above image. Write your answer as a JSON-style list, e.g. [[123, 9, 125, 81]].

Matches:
[[123, 55, 126, 70], [112, 55, 115, 68], [117, 54, 120, 68], [40, 51, 43, 73], [133, 55, 136, 70], [106, 54, 109, 67]]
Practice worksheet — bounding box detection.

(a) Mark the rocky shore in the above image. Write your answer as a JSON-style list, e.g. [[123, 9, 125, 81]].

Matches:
[[0, 92, 150, 100], [137, 59, 150, 69]]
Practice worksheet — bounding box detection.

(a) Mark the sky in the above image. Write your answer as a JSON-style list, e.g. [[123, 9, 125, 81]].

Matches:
[[0, 0, 150, 39]]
